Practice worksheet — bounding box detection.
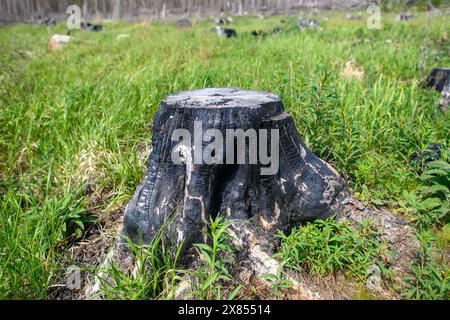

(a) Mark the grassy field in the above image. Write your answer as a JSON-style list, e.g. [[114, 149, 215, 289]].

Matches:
[[0, 11, 449, 299]]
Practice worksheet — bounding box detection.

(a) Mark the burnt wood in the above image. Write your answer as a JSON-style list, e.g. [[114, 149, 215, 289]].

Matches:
[[422, 67, 450, 92], [122, 88, 349, 253]]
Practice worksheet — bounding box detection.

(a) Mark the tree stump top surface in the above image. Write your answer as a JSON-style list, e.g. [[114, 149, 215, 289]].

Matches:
[[161, 87, 280, 109]]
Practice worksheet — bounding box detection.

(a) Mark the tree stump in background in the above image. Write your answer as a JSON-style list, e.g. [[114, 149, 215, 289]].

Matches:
[[422, 67, 450, 111], [423, 67, 450, 92], [174, 18, 191, 28], [122, 88, 349, 254]]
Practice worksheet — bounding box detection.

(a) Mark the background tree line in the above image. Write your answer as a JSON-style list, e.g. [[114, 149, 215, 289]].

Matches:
[[1, 0, 374, 23]]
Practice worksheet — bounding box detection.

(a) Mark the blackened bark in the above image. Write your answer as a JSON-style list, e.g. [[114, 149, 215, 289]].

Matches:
[[422, 67, 450, 92], [122, 88, 349, 253]]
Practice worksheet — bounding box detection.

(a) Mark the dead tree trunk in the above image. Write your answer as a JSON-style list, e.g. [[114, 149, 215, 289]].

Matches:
[[122, 88, 349, 254]]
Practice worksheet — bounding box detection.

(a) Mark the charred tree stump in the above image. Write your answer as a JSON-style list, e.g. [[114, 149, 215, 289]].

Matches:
[[422, 67, 450, 92], [122, 88, 349, 254], [422, 67, 450, 111]]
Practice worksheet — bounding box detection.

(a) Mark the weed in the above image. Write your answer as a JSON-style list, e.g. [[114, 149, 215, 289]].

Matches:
[[403, 231, 449, 300], [399, 150, 449, 230], [193, 215, 241, 300], [275, 218, 388, 283], [98, 218, 184, 300], [260, 264, 293, 299], [0, 182, 90, 298]]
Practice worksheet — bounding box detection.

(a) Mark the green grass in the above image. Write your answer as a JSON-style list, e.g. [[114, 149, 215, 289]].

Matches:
[[0, 12, 449, 299], [275, 218, 388, 282], [98, 214, 239, 300], [98, 218, 184, 300]]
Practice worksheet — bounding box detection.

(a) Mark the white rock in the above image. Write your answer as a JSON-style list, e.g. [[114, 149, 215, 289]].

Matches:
[[48, 34, 71, 51]]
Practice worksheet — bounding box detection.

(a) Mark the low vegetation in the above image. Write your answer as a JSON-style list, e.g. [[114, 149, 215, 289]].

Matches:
[[275, 218, 387, 282], [402, 230, 449, 300]]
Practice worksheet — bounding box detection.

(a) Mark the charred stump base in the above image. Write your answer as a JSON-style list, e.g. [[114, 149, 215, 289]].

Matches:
[[122, 88, 349, 253], [85, 88, 417, 299]]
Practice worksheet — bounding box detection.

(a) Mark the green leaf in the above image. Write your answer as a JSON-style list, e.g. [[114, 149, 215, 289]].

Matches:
[[421, 169, 449, 177], [370, 198, 385, 206], [260, 273, 277, 282], [419, 185, 449, 195], [417, 198, 442, 211], [73, 219, 85, 229], [227, 285, 242, 300], [201, 273, 218, 291], [194, 243, 213, 253], [427, 160, 450, 170]]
